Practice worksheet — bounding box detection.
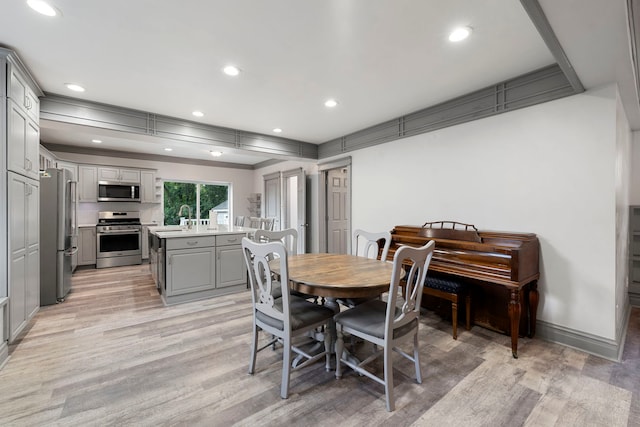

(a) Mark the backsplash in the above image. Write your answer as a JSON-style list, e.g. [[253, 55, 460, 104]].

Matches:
[[77, 202, 163, 225]]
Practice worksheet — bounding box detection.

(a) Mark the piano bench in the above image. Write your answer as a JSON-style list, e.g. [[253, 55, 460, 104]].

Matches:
[[423, 276, 471, 340]]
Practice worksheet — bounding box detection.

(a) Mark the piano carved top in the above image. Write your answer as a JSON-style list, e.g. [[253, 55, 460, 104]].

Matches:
[[419, 221, 482, 243], [389, 223, 540, 288]]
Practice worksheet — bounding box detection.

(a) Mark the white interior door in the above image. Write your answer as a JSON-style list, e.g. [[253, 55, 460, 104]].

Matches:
[[326, 167, 349, 254], [283, 168, 306, 254]]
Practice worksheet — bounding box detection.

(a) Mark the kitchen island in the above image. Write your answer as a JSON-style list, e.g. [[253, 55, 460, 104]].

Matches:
[[148, 225, 253, 305]]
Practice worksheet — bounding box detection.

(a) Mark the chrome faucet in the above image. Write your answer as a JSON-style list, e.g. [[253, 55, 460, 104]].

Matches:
[[178, 204, 192, 229]]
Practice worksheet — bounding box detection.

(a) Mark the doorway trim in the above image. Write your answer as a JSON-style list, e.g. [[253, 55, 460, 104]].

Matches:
[[318, 156, 351, 253]]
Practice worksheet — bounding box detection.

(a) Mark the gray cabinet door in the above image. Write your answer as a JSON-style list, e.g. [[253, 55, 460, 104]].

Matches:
[[8, 172, 32, 341], [78, 227, 96, 265], [25, 182, 39, 318], [216, 245, 246, 288], [140, 171, 156, 203], [78, 166, 98, 202], [166, 247, 215, 296], [7, 100, 38, 180]]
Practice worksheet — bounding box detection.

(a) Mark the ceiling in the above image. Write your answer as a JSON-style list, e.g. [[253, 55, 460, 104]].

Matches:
[[0, 0, 638, 166]]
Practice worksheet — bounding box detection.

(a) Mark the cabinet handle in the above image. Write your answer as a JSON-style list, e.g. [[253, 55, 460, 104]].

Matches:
[[227, 238, 238, 243], [168, 255, 172, 265], [187, 241, 198, 246]]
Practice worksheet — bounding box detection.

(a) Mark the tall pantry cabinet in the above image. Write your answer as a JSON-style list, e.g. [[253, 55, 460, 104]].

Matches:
[[0, 48, 43, 357]]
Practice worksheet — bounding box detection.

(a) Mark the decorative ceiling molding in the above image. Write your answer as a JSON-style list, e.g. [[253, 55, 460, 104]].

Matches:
[[319, 64, 574, 159], [40, 94, 318, 161]]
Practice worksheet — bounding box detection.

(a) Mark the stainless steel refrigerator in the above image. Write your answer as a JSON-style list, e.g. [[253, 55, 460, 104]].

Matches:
[[40, 168, 77, 305]]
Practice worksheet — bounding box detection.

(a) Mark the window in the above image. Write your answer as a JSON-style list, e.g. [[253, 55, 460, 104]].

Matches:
[[163, 181, 230, 225]]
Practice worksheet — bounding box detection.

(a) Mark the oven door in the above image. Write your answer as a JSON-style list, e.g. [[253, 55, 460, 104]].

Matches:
[[96, 229, 142, 259]]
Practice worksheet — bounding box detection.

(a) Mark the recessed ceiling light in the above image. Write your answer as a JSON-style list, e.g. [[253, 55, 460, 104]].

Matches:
[[91, 139, 102, 144], [164, 148, 173, 152], [65, 83, 85, 92], [210, 151, 223, 157], [273, 128, 282, 133], [27, 0, 58, 17], [324, 99, 338, 108], [449, 26, 472, 42], [192, 111, 204, 117], [223, 65, 240, 76]]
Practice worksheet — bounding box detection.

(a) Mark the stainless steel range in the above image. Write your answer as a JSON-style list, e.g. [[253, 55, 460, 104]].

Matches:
[[96, 211, 142, 268]]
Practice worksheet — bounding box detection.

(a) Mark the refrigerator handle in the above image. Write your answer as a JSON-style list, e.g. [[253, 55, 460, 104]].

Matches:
[[65, 247, 79, 256], [69, 180, 78, 236]]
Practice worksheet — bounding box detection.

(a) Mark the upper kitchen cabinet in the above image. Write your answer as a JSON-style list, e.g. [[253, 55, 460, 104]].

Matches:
[[8, 103, 39, 180], [140, 170, 158, 203], [78, 165, 98, 202], [9, 62, 40, 123], [2, 48, 43, 182], [98, 167, 140, 183]]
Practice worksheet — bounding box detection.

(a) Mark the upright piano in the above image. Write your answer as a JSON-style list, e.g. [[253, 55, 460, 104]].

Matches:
[[388, 221, 540, 358]]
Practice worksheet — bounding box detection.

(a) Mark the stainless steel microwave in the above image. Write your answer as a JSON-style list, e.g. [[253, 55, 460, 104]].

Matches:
[[98, 181, 140, 202]]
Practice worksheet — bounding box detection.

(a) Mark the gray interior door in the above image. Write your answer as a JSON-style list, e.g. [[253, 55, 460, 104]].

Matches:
[[263, 172, 281, 230], [326, 167, 349, 254]]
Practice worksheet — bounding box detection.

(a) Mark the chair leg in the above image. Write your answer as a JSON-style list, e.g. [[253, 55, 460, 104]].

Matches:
[[335, 325, 344, 379], [465, 294, 471, 330], [383, 344, 395, 412], [249, 322, 258, 375], [281, 337, 291, 399], [413, 331, 422, 384], [452, 297, 458, 340]]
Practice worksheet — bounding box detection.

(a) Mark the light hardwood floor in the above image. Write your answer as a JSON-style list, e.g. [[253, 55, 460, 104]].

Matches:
[[0, 264, 638, 426]]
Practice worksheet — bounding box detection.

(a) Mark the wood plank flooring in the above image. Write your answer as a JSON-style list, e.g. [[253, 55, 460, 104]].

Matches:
[[0, 264, 638, 426]]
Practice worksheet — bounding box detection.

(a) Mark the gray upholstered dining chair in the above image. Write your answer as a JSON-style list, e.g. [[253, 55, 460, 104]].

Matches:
[[334, 240, 436, 411], [260, 217, 275, 231], [242, 237, 334, 399], [254, 228, 313, 301], [247, 216, 262, 228], [254, 228, 298, 255], [338, 229, 393, 308], [352, 229, 392, 261]]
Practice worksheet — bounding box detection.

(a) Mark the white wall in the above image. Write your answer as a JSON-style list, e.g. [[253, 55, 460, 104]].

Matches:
[[48, 152, 255, 226], [349, 85, 619, 340], [615, 90, 632, 340]]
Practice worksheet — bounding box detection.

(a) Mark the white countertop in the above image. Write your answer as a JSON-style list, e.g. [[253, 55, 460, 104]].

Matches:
[[149, 225, 255, 238]]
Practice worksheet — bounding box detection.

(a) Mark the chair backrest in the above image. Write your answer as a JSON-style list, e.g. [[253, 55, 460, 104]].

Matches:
[[234, 215, 245, 226], [247, 217, 262, 228], [254, 228, 298, 255], [384, 241, 436, 337], [242, 237, 293, 329], [352, 229, 392, 261], [260, 217, 275, 231]]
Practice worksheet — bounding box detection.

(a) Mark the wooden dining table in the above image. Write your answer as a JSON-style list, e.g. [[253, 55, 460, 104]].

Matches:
[[272, 253, 397, 299]]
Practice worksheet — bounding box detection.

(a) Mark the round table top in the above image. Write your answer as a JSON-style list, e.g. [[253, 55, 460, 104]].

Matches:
[[271, 253, 397, 299]]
